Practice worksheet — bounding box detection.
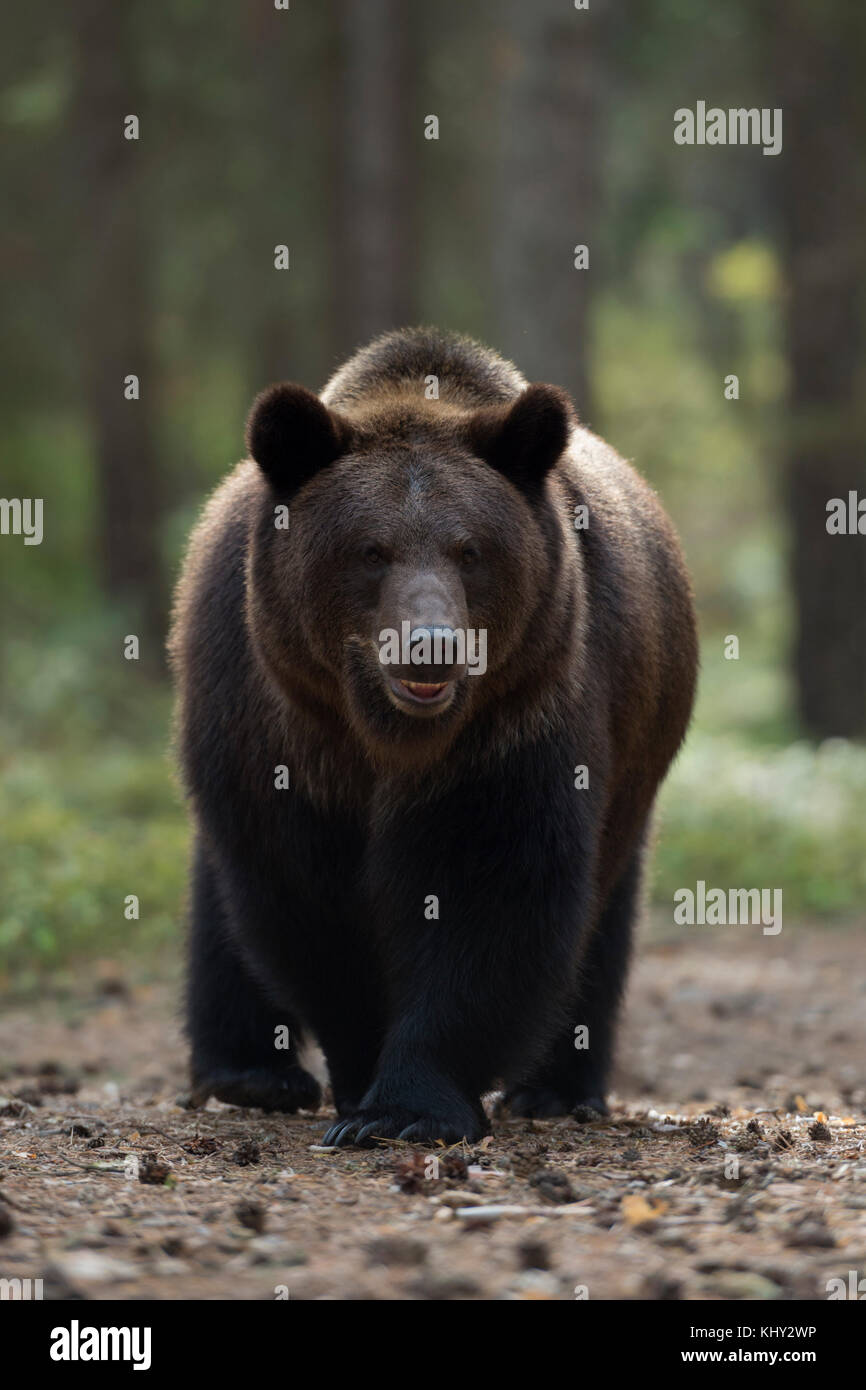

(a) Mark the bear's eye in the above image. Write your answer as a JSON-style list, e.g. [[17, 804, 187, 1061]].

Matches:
[[460, 545, 480, 570], [363, 545, 385, 568]]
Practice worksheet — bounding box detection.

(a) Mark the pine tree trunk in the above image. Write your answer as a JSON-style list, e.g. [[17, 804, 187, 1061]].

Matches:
[[70, 0, 165, 640], [495, 0, 603, 422], [776, 2, 866, 737], [331, 0, 419, 354]]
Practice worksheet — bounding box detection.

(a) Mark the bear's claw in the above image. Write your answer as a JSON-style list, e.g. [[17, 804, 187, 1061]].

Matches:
[[322, 1105, 486, 1148]]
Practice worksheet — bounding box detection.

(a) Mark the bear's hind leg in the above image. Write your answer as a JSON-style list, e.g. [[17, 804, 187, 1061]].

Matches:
[[185, 841, 321, 1113], [505, 842, 644, 1119]]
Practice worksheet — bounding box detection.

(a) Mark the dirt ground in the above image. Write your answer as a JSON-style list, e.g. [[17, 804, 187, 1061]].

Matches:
[[1, 925, 864, 1301]]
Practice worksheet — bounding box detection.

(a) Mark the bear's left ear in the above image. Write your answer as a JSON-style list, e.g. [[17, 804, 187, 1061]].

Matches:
[[467, 384, 573, 495], [246, 383, 354, 496]]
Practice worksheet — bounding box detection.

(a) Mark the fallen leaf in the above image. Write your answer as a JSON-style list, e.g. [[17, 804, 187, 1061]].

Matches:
[[622, 1194, 668, 1227]]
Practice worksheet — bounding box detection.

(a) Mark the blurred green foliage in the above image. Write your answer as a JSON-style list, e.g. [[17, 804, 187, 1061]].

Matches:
[[657, 732, 866, 920], [0, 634, 186, 987]]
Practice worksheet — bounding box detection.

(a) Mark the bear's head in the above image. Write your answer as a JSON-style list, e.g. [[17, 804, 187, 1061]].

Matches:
[[245, 382, 574, 770]]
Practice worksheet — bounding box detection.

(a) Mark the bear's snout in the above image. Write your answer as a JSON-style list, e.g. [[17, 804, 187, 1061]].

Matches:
[[388, 625, 467, 683], [375, 568, 472, 714], [380, 624, 467, 714]]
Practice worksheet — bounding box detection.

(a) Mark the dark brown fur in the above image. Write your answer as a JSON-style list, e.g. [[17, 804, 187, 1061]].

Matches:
[[169, 327, 697, 1141]]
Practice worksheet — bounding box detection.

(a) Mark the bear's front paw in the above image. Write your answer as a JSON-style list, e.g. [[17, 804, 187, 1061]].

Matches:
[[185, 1064, 322, 1114], [322, 1097, 487, 1148], [504, 1084, 575, 1118], [504, 1085, 608, 1120]]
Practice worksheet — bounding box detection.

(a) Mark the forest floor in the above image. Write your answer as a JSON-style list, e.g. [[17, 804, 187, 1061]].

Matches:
[[0, 925, 864, 1302]]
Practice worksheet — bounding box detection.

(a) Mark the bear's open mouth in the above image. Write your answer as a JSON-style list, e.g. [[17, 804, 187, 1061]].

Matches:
[[386, 675, 455, 712]]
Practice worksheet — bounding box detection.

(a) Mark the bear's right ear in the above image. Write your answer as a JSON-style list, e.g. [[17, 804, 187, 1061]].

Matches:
[[246, 383, 353, 496]]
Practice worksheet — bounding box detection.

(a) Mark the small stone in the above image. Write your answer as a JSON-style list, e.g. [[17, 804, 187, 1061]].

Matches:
[[642, 1272, 682, 1300], [437, 1190, 486, 1208], [701, 1270, 782, 1300], [529, 1168, 575, 1205], [235, 1200, 266, 1234], [786, 1221, 835, 1249], [150, 1258, 190, 1276], [654, 1229, 696, 1251], [366, 1235, 428, 1268], [49, 1251, 138, 1285], [516, 1237, 551, 1271], [12, 1087, 42, 1108], [248, 1236, 307, 1265], [410, 1272, 481, 1300], [504, 1270, 561, 1299]]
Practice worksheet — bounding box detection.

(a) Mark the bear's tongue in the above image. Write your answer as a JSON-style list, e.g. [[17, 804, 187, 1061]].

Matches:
[[399, 679, 449, 701]]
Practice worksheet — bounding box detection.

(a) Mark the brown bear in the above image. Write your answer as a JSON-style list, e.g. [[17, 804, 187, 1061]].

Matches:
[[169, 326, 697, 1145]]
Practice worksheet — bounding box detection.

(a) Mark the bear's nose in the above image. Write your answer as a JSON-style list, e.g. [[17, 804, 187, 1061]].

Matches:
[[397, 625, 467, 683]]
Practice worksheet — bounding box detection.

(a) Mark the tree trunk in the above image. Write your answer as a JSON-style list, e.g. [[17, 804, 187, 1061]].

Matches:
[[70, 0, 164, 639], [495, 0, 604, 422], [775, 1, 866, 737], [331, 0, 419, 357]]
